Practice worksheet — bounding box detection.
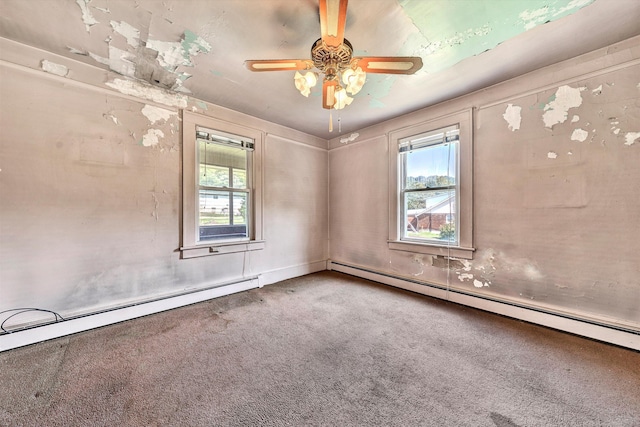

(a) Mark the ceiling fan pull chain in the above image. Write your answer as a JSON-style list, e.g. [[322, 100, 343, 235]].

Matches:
[[338, 116, 342, 133], [329, 110, 333, 132]]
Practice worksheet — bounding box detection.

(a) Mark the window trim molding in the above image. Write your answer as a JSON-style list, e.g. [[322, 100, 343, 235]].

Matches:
[[388, 108, 474, 259], [181, 111, 264, 258]]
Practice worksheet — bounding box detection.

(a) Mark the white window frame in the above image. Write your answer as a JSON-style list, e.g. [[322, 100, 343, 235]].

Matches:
[[388, 109, 474, 259], [399, 124, 460, 245], [181, 111, 264, 259]]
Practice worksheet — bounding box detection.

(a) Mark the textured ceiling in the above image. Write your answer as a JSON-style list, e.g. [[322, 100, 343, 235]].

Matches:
[[1, 0, 639, 139]]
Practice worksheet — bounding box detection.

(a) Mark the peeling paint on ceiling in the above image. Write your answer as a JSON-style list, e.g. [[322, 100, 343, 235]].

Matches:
[[1, 0, 638, 139], [105, 78, 187, 108], [399, 0, 595, 74]]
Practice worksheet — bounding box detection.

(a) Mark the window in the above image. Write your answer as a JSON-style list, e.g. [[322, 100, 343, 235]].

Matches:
[[182, 111, 264, 258], [400, 125, 459, 244], [197, 128, 251, 241], [388, 109, 474, 259]]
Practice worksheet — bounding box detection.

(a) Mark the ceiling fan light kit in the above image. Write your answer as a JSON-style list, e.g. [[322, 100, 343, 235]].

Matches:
[[294, 71, 318, 97], [245, 0, 423, 118]]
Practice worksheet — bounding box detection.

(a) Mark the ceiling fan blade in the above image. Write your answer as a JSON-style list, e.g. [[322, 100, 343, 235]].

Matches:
[[245, 59, 313, 72], [322, 79, 339, 109], [354, 57, 423, 74], [319, 0, 348, 48]]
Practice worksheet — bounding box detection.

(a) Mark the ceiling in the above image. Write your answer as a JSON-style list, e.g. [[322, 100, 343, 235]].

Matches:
[[1, 0, 639, 140]]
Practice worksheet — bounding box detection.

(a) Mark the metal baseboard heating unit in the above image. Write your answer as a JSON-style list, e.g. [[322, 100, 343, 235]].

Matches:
[[328, 260, 640, 351], [0, 276, 260, 352]]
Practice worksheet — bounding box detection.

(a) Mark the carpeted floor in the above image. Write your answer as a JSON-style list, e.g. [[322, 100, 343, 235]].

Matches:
[[1, 271, 639, 426]]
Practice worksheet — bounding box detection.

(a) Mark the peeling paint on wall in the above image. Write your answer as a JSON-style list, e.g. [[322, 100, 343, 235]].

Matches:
[[141, 104, 177, 124], [150, 193, 159, 221], [141, 129, 165, 147], [473, 279, 489, 288], [571, 115, 580, 123], [547, 151, 558, 159], [503, 103, 522, 131], [105, 78, 188, 108], [624, 132, 640, 146], [451, 249, 543, 288], [458, 273, 474, 282], [610, 118, 620, 134], [103, 113, 119, 125], [339, 133, 360, 144], [431, 256, 465, 270], [542, 85, 586, 128], [571, 128, 588, 142], [40, 60, 68, 77]]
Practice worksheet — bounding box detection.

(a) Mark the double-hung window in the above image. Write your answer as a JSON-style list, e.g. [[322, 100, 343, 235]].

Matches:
[[388, 109, 474, 259], [400, 125, 459, 244], [197, 127, 252, 241], [182, 111, 264, 258]]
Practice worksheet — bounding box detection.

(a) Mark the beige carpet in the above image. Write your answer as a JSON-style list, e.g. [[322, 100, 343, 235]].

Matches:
[[1, 271, 639, 426]]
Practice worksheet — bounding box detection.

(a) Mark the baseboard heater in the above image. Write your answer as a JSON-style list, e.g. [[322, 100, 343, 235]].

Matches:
[[0, 276, 260, 352], [328, 261, 640, 351]]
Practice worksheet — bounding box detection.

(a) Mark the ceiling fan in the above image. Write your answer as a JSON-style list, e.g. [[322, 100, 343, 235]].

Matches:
[[245, 0, 423, 112]]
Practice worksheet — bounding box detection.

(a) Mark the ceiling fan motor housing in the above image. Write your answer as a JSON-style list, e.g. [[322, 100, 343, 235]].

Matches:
[[311, 38, 354, 78]]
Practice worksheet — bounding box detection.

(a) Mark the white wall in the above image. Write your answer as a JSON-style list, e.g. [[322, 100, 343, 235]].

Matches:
[[328, 36, 640, 332], [0, 38, 328, 331]]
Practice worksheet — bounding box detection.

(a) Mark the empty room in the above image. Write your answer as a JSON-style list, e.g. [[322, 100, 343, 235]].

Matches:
[[1, 0, 639, 425]]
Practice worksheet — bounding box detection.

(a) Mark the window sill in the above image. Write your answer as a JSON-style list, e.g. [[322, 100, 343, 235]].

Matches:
[[388, 240, 474, 260], [180, 240, 265, 259]]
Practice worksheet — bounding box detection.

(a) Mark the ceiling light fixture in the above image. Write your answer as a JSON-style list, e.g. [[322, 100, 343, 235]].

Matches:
[[245, 0, 423, 127], [293, 71, 318, 97]]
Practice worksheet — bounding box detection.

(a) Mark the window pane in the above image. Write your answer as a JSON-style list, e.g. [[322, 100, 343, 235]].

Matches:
[[232, 168, 246, 189], [404, 190, 457, 242], [231, 192, 247, 225], [200, 164, 229, 188], [404, 142, 457, 189], [199, 140, 247, 188], [199, 190, 248, 241], [199, 190, 231, 224]]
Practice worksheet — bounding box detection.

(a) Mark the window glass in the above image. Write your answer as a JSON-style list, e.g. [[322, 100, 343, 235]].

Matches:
[[197, 133, 251, 242], [388, 109, 473, 259], [182, 111, 264, 258], [400, 127, 459, 244]]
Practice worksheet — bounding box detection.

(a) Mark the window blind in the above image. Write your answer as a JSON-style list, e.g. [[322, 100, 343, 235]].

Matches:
[[196, 126, 254, 150], [399, 124, 459, 153]]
